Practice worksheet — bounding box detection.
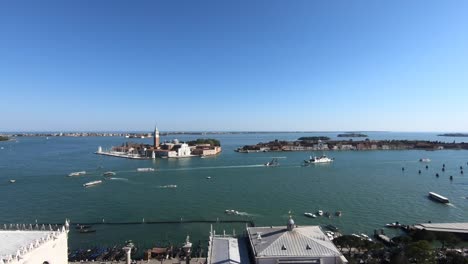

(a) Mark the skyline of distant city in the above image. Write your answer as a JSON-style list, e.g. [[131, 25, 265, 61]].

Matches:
[[1, 0, 468, 132]]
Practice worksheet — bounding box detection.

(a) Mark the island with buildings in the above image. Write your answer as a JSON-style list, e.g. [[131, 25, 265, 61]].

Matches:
[[96, 127, 222, 159], [0, 135, 9, 141], [236, 138, 468, 152]]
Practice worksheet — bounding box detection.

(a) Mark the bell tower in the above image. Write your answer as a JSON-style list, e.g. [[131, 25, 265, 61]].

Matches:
[[153, 126, 160, 148]]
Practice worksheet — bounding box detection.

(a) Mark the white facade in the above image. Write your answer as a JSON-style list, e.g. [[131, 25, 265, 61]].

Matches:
[[177, 143, 191, 157], [0, 222, 69, 264]]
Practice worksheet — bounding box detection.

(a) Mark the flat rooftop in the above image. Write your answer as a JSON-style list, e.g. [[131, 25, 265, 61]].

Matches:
[[414, 222, 468, 234], [208, 236, 251, 264], [0, 230, 54, 256]]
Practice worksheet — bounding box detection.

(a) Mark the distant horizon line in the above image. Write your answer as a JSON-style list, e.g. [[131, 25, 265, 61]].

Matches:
[[1, 130, 467, 134]]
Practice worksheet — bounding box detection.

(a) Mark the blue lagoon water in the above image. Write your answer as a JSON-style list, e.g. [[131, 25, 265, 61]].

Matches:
[[1, 132, 468, 250]]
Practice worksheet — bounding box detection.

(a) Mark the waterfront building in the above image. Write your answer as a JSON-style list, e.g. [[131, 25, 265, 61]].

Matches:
[[247, 217, 347, 264], [0, 221, 69, 264]]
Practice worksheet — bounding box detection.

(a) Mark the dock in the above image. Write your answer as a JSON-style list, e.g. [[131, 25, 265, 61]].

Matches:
[[95, 150, 149, 160], [414, 222, 468, 234]]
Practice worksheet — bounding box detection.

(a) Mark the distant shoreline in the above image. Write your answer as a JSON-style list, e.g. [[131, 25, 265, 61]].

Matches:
[[438, 133, 468, 137]]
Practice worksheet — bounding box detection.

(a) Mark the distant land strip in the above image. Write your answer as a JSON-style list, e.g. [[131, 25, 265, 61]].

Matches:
[[236, 139, 468, 152], [438, 133, 468, 137]]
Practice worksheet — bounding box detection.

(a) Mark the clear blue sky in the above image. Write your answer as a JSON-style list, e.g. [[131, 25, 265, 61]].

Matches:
[[1, 0, 468, 132]]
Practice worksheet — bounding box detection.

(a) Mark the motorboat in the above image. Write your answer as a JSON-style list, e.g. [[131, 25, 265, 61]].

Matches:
[[324, 211, 331, 218], [76, 224, 92, 229], [79, 229, 96, 234], [9, 179, 16, 183], [335, 211, 342, 217], [103, 171, 116, 177], [360, 233, 372, 241], [265, 158, 279, 167], [137, 168, 155, 172], [83, 180, 102, 187], [68, 171, 86, 177], [305, 155, 333, 164], [428, 192, 449, 203], [206, 176, 212, 179], [419, 158, 431, 162], [385, 222, 401, 228], [324, 224, 339, 232], [317, 210, 323, 216], [159, 184, 177, 188], [225, 209, 240, 215], [304, 212, 317, 218]]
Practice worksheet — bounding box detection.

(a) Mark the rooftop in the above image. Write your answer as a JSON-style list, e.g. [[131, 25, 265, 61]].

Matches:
[[414, 222, 468, 234], [0, 230, 56, 256], [247, 225, 342, 258]]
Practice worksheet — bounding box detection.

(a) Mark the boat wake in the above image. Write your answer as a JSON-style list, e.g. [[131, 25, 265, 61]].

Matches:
[[108, 177, 129, 181], [269, 156, 287, 159], [160, 164, 265, 172]]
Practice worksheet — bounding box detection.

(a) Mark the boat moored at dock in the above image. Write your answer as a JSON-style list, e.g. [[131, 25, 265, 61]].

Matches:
[[428, 192, 449, 203], [304, 212, 317, 218], [83, 180, 102, 187]]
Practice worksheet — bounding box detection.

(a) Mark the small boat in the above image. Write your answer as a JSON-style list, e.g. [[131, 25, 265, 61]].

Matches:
[[324, 231, 335, 240], [200, 155, 206, 159], [83, 180, 102, 187], [79, 229, 96, 234], [206, 176, 212, 179], [351, 233, 361, 238], [306, 155, 333, 164], [304, 212, 317, 218], [158, 184, 177, 188], [360, 233, 372, 241], [428, 192, 449, 203], [324, 211, 331, 218], [137, 168, 155, 172], [385, 222, 401, 228], [9, 179, 16, 183], [419, 158, 431, 162], [103, 171, 116, 176], [335, 211, 342, 217], [317, 210, 323, 216], [225, 209, 240, 215], [68, 171, 86, 177], [264, 158, 279, 167]]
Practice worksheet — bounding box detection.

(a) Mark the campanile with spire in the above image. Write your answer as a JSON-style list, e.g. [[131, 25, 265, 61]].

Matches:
[[153, 126, 160, 148]]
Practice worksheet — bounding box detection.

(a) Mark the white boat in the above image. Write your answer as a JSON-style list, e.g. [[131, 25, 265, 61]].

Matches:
[[159, 184, 177, 188], [428, 192, 449, 203], [304, 212, 317, 218], [68, 171, 86, 177], [103, 171, 116, 176], [385, 222, 401, 228], [83, 180, 102, 187], [137, 168, 155, 172], [9, 179, 16, 183], [206, 176, 212, 179], [317, 210, 323, 216], [306, 155, 333, 164], [265, 158, 279, 167], [360, 233, 372, 241], [419, 158, 431, 162], [225, 209, 240, 215]]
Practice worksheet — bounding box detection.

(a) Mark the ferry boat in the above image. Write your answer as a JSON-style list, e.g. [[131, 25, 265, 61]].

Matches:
[[419, 158, 431, 162], [83, 180, 102, 187], [137, 168, 155, 172], [103, 171, 116, 177], [428, 192, 449, 203], [68, 171, 86, 177], [304, 212, 317, 218], [264, 158, 279, 167], [306, 155, 333, 164]]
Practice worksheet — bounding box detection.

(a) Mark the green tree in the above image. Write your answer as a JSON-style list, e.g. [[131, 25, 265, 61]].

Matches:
[[405, 240, 435, 264], [437, 233, 460, 249]]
